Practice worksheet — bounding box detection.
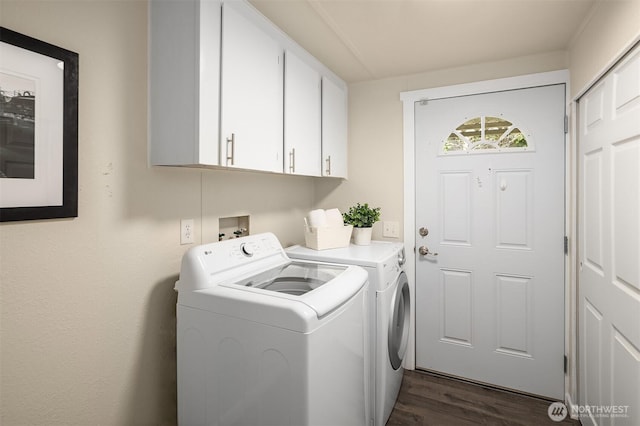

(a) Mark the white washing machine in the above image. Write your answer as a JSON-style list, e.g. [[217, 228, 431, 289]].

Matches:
[[175, 233, 370, 426], [287, 241, 411, 426]]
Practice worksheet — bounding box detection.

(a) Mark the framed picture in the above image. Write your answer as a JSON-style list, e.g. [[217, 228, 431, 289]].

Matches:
[[0, 27, 78, 222]]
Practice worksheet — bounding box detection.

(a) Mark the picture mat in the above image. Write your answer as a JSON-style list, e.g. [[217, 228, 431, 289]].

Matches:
[[0, 41, 63, 208]]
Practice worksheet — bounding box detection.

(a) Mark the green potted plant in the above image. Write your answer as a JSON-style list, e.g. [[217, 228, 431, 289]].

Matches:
[[342, 202, 381, 245]]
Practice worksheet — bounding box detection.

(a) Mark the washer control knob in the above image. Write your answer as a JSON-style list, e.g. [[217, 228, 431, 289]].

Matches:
[[240, 243, 254, 257]]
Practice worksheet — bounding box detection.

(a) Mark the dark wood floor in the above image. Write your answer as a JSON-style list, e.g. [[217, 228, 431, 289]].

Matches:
[[387, 370, 580, 425]]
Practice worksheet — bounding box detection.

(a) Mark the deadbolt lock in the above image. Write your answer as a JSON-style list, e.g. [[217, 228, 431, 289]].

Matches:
[[419, 227, 429, 237]]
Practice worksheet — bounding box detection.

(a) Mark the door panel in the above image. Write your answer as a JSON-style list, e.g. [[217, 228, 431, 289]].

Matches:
[[578, 43, 640, 426], [415, 84, 566, 399], [441, 269, 472, 345], [496, 274, 532, 357], [495, 170, 532, 249], [441, 172, 472, 245]]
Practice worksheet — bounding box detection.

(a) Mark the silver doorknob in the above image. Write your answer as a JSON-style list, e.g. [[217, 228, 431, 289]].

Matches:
[[418, 246, 438, 256], [419, 227, 429, 237]]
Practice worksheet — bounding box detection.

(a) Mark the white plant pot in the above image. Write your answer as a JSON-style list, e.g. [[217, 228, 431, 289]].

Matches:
[[352, 227, 373, 245]]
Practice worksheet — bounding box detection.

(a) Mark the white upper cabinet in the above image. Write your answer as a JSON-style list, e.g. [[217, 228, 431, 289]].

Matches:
[[149, 0, 347, 177], [322, 77, 348, 178], [149, 0, 221, 166], [220, 0, 284, 173], [284, 49, 322, 176]]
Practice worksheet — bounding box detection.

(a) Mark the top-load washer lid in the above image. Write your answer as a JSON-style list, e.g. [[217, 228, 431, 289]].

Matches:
[[234, 261, 345, 295], [224, 260, 363, 317]]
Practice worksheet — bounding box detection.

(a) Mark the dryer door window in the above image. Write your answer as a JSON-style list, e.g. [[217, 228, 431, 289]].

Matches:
[[388, 271, 410, 370]]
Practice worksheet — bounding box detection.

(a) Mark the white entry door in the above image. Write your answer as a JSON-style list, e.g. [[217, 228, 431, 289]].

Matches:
[[578, 44, 640, 426], [414, 84, 566, 399]]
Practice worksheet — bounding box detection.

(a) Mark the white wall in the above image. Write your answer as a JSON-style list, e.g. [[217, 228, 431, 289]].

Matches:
[[0, 1, 314, 424]]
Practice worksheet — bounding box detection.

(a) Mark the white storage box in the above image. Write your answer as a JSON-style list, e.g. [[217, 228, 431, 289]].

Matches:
[[304, 225, 353, 250]]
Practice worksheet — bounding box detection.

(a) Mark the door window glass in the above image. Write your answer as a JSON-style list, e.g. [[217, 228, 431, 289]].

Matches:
[[442, 116, 531, 154]]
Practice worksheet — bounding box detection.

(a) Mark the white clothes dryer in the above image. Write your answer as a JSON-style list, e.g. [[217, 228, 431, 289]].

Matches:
[[287, 241, 411, 426], [176, 233, 370, 426]]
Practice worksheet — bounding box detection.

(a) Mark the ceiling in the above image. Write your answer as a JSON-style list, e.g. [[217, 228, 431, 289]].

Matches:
[[248, 0, 597, 83]]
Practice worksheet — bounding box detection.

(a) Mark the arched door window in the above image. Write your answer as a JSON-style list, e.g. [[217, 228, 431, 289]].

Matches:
[[442, 116, 531, 154]]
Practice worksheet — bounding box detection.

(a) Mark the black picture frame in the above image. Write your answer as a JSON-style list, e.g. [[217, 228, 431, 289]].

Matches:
[[0, 27, 78, 222]]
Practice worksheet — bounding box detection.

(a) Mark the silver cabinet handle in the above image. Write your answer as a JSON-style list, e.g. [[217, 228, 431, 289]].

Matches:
[[289, 148, 295, 173], [325, 155, 331, 175], [418, 246, 438, 256], [226, 133, 235, 166]]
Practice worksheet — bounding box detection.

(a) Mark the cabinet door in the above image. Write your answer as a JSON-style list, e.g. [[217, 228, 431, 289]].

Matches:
[[149, 0, 220, 166], [321, 77, 348, 178], [220, 1, 284, 173], [284, 50, 321, 176]]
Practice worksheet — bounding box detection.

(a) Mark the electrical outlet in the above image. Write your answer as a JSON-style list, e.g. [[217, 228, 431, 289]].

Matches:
[[181, 219, 194, 245], [383, 221, 400, 238]]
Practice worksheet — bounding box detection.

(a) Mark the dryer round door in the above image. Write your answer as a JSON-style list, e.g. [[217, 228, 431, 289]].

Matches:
[[388, 271, 410, 370]]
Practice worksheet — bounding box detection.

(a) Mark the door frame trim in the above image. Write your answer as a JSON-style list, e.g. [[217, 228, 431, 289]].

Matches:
[[399, 69, 570, 386]]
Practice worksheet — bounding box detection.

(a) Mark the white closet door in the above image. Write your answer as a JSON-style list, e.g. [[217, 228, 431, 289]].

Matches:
[[578, 43, 640, 426]]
